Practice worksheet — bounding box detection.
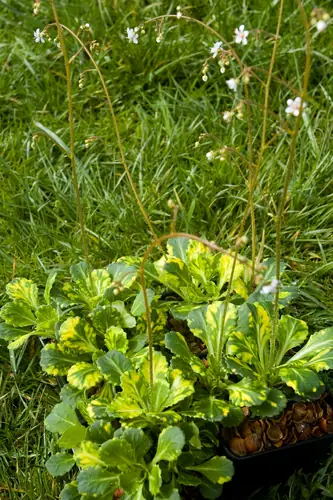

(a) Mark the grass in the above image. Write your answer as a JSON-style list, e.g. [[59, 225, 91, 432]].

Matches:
[[1, 0, 333, 497]]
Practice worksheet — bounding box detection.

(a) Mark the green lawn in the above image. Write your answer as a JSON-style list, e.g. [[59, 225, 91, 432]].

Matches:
[[1, 0, 333, 497]]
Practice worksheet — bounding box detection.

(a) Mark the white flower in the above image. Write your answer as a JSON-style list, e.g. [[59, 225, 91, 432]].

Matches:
[[177, 11, 182, 19], [202, 74, 208, 82], [206, 151, 214, 161], [34, 28, 45, 43], [226, 78, 238, 92], [235, 25, 249, 45], [260, 278, 279, 295], [285, 97, 307, 117], [126, 27, 139, 44], [316, 20, 327, 32], [210, 41, 223, 58], [223, 111, 234, 123]]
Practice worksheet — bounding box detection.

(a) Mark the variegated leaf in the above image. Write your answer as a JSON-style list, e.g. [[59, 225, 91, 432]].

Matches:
[[96, 350, 132, 385], [59, 317, 98, 353], [182, 396, 243, 425], [141, 350, 168, 383], [227, 378, 269, 407], [6, 278, 39, 310], [1, 301, 36, 327], [40, 343, 86, 376], [275, 315, 309, 365], [249, 388, 287, 418], [67, 362, 104, 389], [278, 366, 324, 396], [286, 328, 333, 368], [165, 331, 206, 375], [164, 369, 194, 407], [187, 301, 237, 367], [104, 326, 128, 353]]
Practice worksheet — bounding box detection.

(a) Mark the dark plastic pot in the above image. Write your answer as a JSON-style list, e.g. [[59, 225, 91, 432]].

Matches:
[[221, 431, 333, 498]]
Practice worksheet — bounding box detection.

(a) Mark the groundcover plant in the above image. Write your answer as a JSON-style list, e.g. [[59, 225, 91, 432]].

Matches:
[[1, 0, 332, 499]]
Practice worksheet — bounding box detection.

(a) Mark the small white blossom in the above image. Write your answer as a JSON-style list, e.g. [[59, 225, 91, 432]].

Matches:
[[223, 111, 234, 123], [156, 35, 162, 43], [260, 278, 279, 295], [285, 97, 307, 117], [210, 41, 223, 58], [206, 151, 214, 161], [202, 74, 208, 82], [126, 27, 139, 44], [34, 28, 45, 43], [316, 20, 327, 32], [226, 78, 238, 92], [85, 23, 90, 28], [235, 25, 249, 45], [177, 11, 182, 19]]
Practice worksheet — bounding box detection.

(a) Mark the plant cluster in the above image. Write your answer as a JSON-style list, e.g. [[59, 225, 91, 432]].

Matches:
[[2, 237, 333, 499]]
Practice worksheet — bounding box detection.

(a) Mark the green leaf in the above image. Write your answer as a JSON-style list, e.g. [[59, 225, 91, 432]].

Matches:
[[0, 323, 27, 341], [278, 366, 323, 396], [40, 343, 86, 376], [149, 464, 162, 495], [165, 331, 205, 375], [200, 483, 223, 500], [45, 452, 75, 477], [44, 270, 58, 305], [8, 333, 33, 349], [152, 426, 185, 465], [187, 302, 237, 368], [6, 278, 38, 309], [108, 260, 138, 289], [60, 385, 84, 407], [100, 438, 135, 469], [45, 402, 80, 434], [57, 424, 87, 448], [119, 467, 145, 494], [74, 441, 105, 468], [87, 398, 109, 420], [275, 315, 309, 365], [67, 362, 104, 389], [1, 301, 36, 327], [59, 482, 81, 500], [59, 317, 98, 353], [107, 372, 146, 419], [96, 350, 132, 385], [186, 456, 234, 485], [104, 326, 128, 353], [35, 305, 58, 335], [250, 388, 287, 418], [131, 289, 155, 317], [227, 378, 269, 407], [86, 420, 114, 444], [112, 301, 136, 328], [77, 467, 118, 496], [114, 428, 151, 461]]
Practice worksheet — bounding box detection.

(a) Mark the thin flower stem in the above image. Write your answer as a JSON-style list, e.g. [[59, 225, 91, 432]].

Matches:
[[144, 15, 244, 71], [271, 0, 311, 363], [257, 0, 284, 176], [50, 1, 92, 283], [47, 22, 158, 243]]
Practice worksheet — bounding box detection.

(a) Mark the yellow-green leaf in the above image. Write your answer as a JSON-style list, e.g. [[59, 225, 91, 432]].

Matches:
[[74, 441, 105, 469]]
